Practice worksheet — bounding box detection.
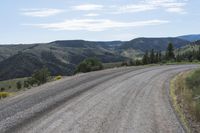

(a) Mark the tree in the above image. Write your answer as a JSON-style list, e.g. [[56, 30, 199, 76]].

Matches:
[[75, 58, 103, 73], [155, 52, 159, 63], [197, 46, 200, 61], [158, 51, 162, 62], [166, 43, 175, 60], [150, 49, 155, 63], [16, 81, 22, 90], [24, 80, 29, 88], [32, 68, 51, 85], [176, 52, 182, 62], [142, 50, 149, 65], [0, 87, 5, 92]]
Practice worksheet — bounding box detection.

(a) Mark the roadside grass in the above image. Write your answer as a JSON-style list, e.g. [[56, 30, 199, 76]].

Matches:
[[54, 75, 62, 81], [170, 69, 200, 132], [165, 61, 200, 65], [0, 77, 28, 92], [0, 92, 13, 99], [103, 62, 123, 69]]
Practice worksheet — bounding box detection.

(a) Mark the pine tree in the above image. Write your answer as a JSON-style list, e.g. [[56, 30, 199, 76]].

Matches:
[[155, 52, 159, 63], [150, 49, 155, 63], [166, 43, 175, 60], [142, 50, 149, 65], [158, 51, 162, 62], [197, 46, 200, 61]]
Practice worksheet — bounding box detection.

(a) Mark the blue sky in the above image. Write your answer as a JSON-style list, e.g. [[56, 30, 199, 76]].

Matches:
[[0, 0, 199, 44]]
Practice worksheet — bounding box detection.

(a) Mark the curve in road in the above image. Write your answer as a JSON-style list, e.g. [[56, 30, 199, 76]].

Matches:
[[0, 65, 198, 133]]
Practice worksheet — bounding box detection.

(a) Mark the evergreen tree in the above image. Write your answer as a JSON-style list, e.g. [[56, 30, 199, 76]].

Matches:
[[16, 81, 22, 90], [155, 52, 159, 63], [176, 52, 181, 62], [150, 49, 155, 63], [158, 51, 162, 62], [197, 46, 200, 61], [166, 43, 175, 60], [142, 50, 149, 65]]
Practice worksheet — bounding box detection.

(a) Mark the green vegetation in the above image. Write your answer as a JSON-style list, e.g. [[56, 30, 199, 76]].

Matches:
[[75, 58, 103, 73], [54, 75, 62, 80], [31, 68, 51, 85], [166, 43, 175, 60], [0, 38, 189, 81], [0, 68, 51, 96], [171, 70, 200, 132], [103, 62, 122, 69], [0, 92, 11, 99], [170, 75, 190, 132], [0, 78, 28, 92], [16, 81, 22, 90], [185, 70, 200, 120], [126, 42, 200, 66]]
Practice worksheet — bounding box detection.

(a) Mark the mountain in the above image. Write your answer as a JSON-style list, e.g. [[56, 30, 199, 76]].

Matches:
[[0, 41, 126, 81], [178, 34, 200, 42], [0, 37, 190, 81], [176, 40, 200, 54], [119, 37, 189, 52]]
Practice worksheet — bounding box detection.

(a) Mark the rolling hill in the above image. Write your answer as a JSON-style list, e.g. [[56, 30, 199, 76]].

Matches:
[[119, 37, 189, 52], [178, 34, 200, 42], [0, 41, 126, 81], [0, 37, 190, 81]]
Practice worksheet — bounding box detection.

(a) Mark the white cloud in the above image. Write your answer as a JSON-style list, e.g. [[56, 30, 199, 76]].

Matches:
[[21, 8, 64, 17], [84, 13, 99, 17], [115, 0, 187, 14], [24, 19, 169, 31], [117, 4, 156, 13], [72, 4, 103, 11]]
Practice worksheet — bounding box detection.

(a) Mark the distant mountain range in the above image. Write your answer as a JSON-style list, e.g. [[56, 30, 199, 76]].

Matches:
[[0, 36, 195, 81], [178, 34, 200, 42]]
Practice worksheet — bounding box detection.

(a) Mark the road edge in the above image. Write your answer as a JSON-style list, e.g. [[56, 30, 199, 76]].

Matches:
[[167, 73, 191, 133]]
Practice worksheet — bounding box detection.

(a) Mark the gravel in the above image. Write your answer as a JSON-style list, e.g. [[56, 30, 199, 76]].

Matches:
[[0, 65, 198, 133]]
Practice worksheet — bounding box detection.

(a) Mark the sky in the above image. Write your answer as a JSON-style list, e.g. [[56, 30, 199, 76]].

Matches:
[[0, 0, 200, 44]]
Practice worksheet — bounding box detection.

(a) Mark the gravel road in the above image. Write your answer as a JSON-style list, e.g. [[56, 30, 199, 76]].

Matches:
[[0, 65, 198, 133]]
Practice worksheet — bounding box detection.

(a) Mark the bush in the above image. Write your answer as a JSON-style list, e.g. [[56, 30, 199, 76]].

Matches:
[[54, 75, 62, 80], [121, 61, 128, 66], [0, 92, 10, 99], [16, 81, 22, 90], [186, 69, 200, 90], [24, 80, 29, 88], [0, 87, 5, 92], [75, 58, 103, 73], [32, 68, 51, 85], [27, 77, 38, 86]]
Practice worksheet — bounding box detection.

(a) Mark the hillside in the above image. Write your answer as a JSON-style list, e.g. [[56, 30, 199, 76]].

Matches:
[[178, 34, 200, 42], [0, 37, 190, 81], [176, 40, 200, 54], [119, 37, 189, 52], [0, 41, 126, 81]]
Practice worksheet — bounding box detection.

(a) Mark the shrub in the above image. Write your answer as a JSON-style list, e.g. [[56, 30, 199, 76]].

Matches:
[[75, 58, 103, 73], [0, 92, 10, 99], [54, 75, 62, 80], [121, 61, 128, 66], [16, 81, 22, 90], [186, 69, 200, 90], [0, 87, 5, 92], [32, 68, 51, 85], [27, 77, 38, 86], [24, 80, 29, 88]]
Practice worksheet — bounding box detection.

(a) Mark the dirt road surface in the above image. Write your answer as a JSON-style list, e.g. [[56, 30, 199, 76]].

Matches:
[[0, 65, 198, 133]]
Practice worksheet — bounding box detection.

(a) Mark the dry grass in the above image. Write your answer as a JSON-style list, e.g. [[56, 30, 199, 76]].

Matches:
[[170, 69, 200, 132], [0, 92, 12, 99], [54, 75, 62, 80]]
